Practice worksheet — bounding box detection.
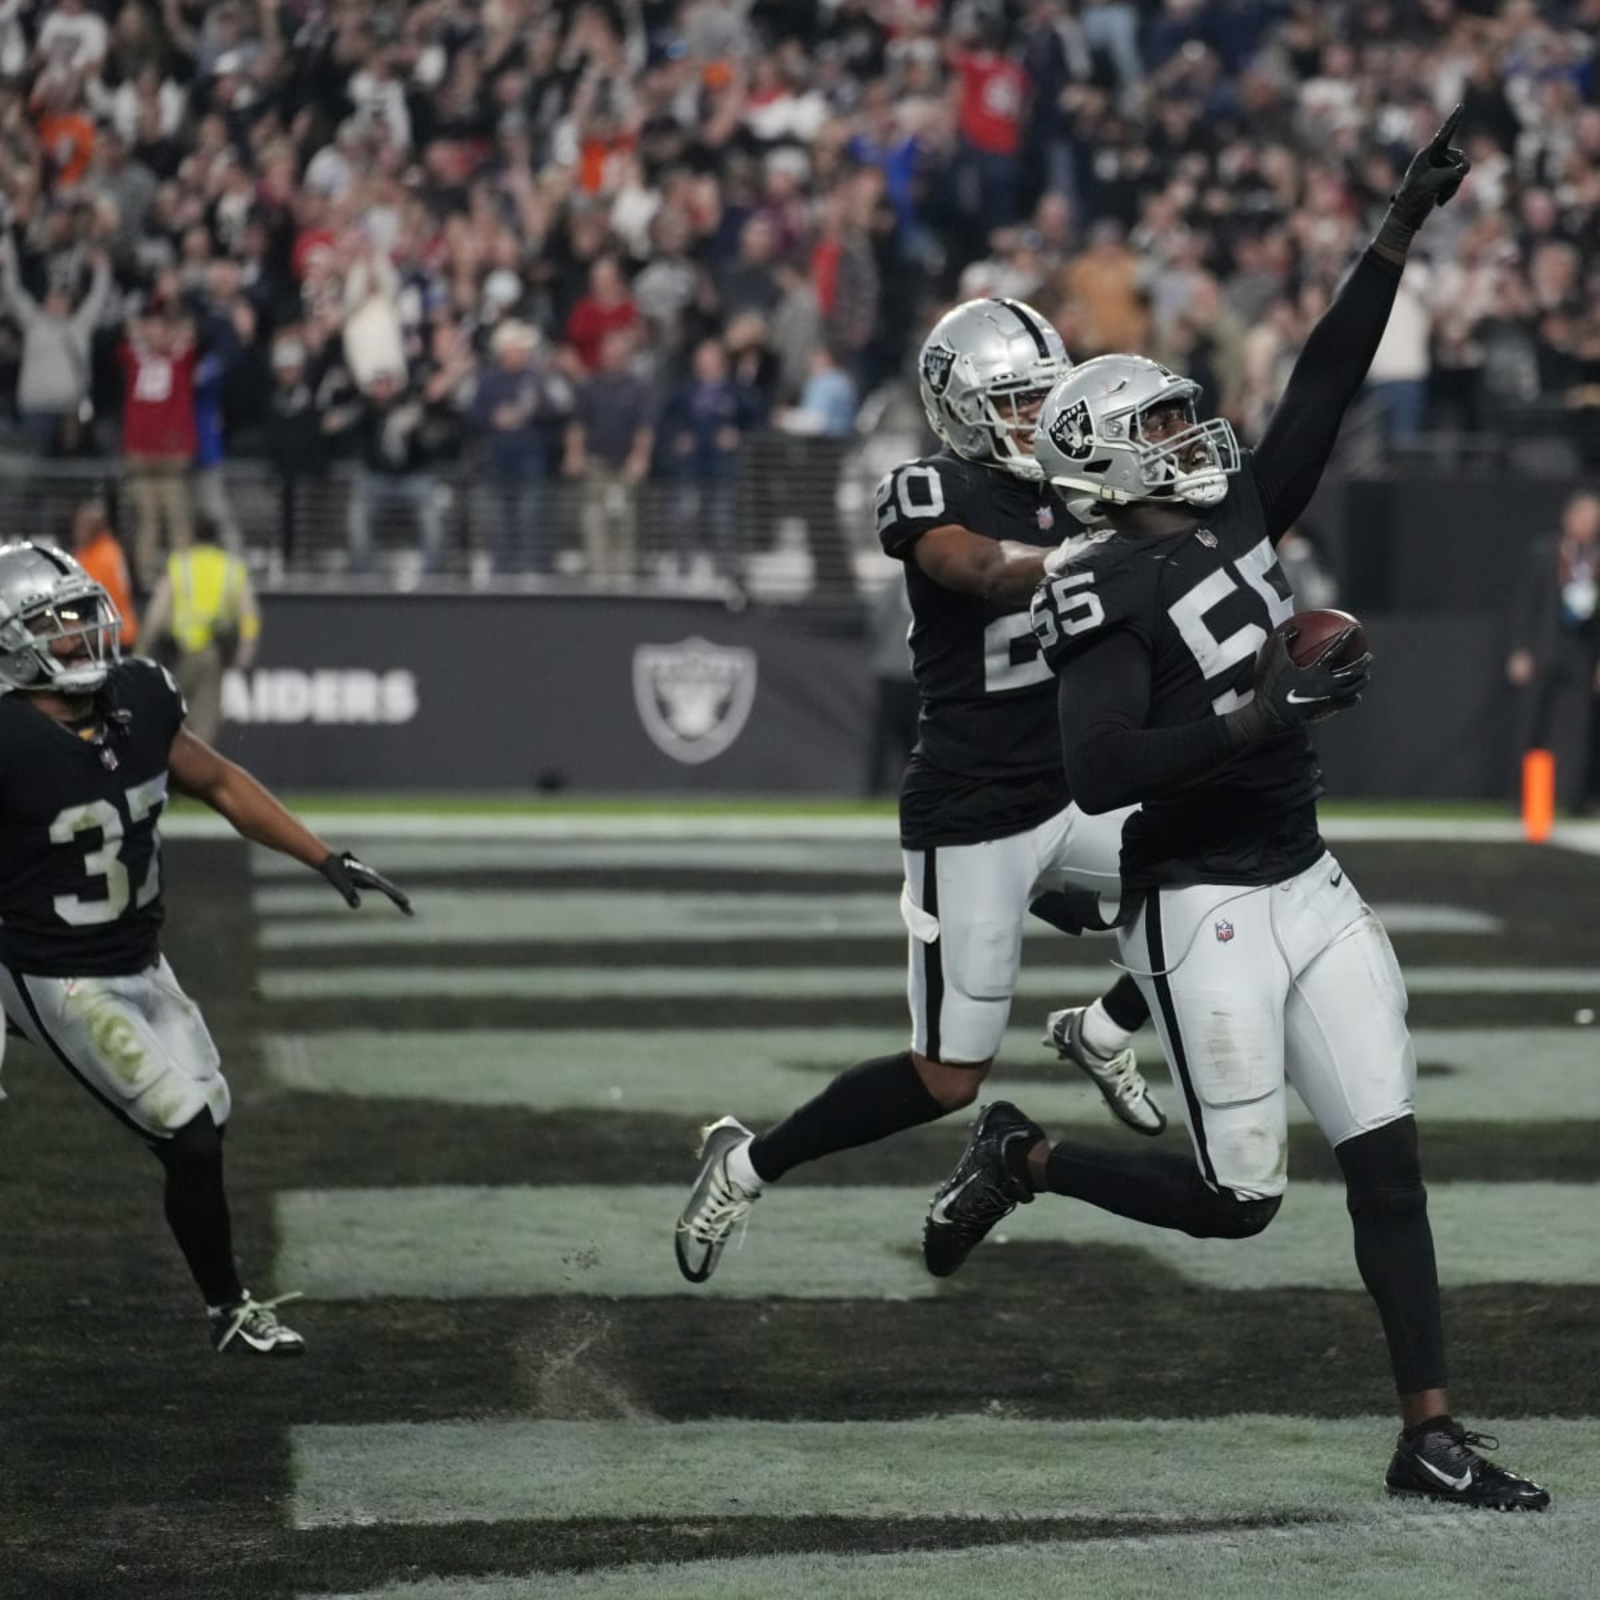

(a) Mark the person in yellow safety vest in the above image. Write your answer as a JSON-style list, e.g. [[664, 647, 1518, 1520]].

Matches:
[[139, 516, 260, 745]]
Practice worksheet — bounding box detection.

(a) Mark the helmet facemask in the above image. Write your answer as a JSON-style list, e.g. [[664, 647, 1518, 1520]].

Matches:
[[1128, 395, 1240, 509], [1036, 359, 1241, 512], [0, 579, 121, 694], [976, 379, 1061, 482]]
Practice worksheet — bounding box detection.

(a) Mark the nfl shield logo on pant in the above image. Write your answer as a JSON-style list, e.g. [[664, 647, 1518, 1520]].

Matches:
[[1214, 919, 1235, 943]]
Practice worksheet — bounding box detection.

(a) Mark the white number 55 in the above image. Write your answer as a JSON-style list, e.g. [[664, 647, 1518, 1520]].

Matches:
[[1030, 571, 1105, 651]]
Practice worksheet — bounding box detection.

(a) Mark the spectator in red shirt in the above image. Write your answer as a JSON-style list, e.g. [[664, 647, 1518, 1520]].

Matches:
[[118, 308, 198, 588], [564, 255, 639, 372], [948, 16, 1026, 250]]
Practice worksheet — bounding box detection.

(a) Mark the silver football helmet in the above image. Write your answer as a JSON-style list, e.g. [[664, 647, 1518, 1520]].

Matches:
[[919, 298, 1072, 481], [0, 542, 121, 694], [1034, 355, 1240, 509]]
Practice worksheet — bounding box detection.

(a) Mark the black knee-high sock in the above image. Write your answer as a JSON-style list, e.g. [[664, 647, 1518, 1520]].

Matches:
[[1038, 1141, 1279, 1239], [1100, 973, 1149, 1033], [1338, 1117, 1447, 1395], [748, 1051, 947, 1182], [151, 1113, 244, 1307]]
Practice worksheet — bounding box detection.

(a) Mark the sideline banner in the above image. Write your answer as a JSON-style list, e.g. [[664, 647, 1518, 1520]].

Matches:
[[216, 595, 1508, 799], [217, 595, 876, 793]]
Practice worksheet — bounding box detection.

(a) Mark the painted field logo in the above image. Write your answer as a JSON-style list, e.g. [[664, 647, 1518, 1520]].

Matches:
[[633, 637, 757, 765], [1215, 919, 1235, 943]]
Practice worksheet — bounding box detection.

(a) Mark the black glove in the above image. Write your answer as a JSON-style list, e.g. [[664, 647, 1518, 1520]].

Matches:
[[1378, 105, 1471, 254], [318, 851, 414, 915], [1228, 627, 1372, 747]]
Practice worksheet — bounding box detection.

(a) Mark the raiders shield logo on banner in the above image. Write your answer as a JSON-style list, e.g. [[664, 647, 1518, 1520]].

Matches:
[[633, 637, 758, 765], [921, 342, 957, 396]]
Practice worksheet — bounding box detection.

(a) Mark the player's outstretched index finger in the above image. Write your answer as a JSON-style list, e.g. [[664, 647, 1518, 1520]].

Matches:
[[1429, 103, 1463, 159]]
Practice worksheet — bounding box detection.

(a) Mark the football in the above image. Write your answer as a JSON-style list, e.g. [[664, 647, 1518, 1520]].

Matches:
[[1271, 607, 1368, 669]]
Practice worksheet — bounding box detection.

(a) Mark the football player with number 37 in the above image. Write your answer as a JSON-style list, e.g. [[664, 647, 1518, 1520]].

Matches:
[[676, 296, 1166, 1285], [0, 542, 412, 1356], [924, 111, 1549, 1510]]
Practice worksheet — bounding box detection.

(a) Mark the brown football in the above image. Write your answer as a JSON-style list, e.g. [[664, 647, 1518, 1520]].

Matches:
[[1271, 607, 1368, 669]]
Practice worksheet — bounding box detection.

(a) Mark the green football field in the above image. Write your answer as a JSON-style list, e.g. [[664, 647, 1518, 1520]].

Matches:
[[3, 819, 1599, 1598]]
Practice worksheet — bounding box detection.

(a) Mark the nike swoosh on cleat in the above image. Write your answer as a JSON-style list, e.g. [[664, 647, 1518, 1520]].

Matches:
[[928, 1172, 980, 1226], [1416, 1456, 1474, 1493], [1331, 870, 1344, 886]]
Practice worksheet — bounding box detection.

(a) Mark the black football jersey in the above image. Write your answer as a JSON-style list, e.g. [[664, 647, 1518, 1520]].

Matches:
[[1030, 451, 1324, 890], [0, 659, 186, 976], [876, 451, 1070, 848]]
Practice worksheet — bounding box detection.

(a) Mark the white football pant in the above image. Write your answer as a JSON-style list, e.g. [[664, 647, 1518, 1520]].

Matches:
[[901, 800, 1134, 1064], [0, 956, 230, 1137], [1118, 852, 1415, 1200]]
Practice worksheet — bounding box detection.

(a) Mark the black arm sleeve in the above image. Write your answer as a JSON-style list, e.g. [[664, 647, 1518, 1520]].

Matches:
[[1253, 249, 1404, 540], [1058, 629, 1243, 814]]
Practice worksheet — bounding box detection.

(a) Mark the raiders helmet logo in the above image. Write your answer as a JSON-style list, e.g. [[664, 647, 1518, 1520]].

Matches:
[[920, 342, 957, 397], [1048, 397, 1094, 461], [633, 637, 758, 765]]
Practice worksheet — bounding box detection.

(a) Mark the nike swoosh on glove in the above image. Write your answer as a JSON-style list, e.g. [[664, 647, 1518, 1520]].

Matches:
[[1229, 626, 1373, 747]]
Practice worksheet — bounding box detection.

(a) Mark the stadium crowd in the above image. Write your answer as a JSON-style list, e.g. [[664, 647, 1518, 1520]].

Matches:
[[0, 0, 1597, 589]]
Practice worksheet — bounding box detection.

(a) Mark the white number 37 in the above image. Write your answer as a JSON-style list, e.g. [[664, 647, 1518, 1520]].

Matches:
[[1030, 571, 1105, 650]]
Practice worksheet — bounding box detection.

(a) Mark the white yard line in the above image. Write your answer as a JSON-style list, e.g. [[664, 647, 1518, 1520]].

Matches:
[[163, 810, 1600, 849], [276, 1181, 1600, 1303]]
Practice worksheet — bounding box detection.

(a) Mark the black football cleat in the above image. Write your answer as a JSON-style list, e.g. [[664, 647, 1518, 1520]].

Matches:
[[922, 1101, 1042, 1278], [1386, 1421, 1550, 1511]]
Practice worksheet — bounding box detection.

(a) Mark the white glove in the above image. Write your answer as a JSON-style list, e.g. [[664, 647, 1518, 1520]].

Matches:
[[1043, 538, 1080, 576]]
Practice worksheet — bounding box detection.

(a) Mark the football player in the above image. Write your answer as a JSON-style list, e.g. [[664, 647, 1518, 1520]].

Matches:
[[676, 296, 1164, 1285], [0, 542, 411, 1356], [923, 112, 1550, 1510]]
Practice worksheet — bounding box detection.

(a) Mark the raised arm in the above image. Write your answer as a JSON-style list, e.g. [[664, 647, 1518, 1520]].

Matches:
[[0, 235, 37, 323], [1254, 107, 1470, 539]]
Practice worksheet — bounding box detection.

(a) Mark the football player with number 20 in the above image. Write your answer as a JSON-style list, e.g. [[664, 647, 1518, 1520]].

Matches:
[[677, 296, 1165, 1284], [0, 543, 412, 1356], [924, 111, 1549, 1510]]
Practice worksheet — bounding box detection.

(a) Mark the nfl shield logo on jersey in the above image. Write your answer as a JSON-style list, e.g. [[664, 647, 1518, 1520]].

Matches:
[[633, 637, 758, 766], [1036, 505, 1055, 531], [1196, 528, 1218, 548], [1214, 919, 1235, 943]]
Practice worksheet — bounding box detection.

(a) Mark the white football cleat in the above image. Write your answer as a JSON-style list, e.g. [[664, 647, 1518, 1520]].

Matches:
[[209, 1290, 305, 1355], [674, 1117, 762, 1283], [1044, 1007, 1166, 1136]]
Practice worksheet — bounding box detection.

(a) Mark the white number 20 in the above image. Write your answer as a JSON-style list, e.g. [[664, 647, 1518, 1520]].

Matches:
[[49, 777, 169, 927], [874, 466, 946, 534]]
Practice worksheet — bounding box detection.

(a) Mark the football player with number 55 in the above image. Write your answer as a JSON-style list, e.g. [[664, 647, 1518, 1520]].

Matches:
[[924, 111, 1550, 1511], [0, 542, 412, 1356]]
